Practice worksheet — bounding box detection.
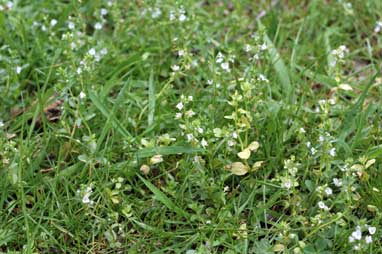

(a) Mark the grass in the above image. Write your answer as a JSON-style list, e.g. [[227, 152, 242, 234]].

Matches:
[[1, 0, 382, 253]]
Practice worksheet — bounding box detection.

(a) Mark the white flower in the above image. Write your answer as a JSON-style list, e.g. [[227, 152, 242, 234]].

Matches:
[[365, 235, 372, 244], [201, 138, 208, 148], [244, 44, 251, 52], [333, 178, 342, 187], [306, 141, 311, 148], [171, 65, 180, 72], [179, 13, 187, 22], [6, 1, 13, 9], [324, 187, 333, 196], [282, 179, 292, 189], [68, 21, 75, 30], [151, 8, 162, 18], [94, 22, 103, 30], [348, 236, 355, 243], [351, 227, 362, 240], [100, 8, 108, 16], [175, 112, 182, 119], [318, 201, 329, 210], [197, 127, 204, 134], [260, 43, 267, 50], [79, 91, 86, 99], [368, 226, 376, 235], [232, 132, 238, 139], [0, 120, 4, 127], [310, 147, 317, 155], [169, 11, 176, 21], [216, 52, 224, 63], [186, 133, 194, 141], [15, 66, 22, 74], [100, 48, 108, 55], [50, 19, 57, 27], [207, 80, 213, 85], [299, 127, 306, 133], [221, 62, 230, 71], [88, 48, 96, 56], [176, 102, 184, 111], [375, 21, 382, 33], [81, 186, 93, 204], [185, 109, 195, 118], [188, 95, 193, 101], [77, 67, 82, 74], [318, 135, 324, 143], [329, 147, 336, 157]]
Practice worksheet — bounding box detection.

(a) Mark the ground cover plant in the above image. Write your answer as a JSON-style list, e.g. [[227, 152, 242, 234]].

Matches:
[[1, 0, 382, 253]]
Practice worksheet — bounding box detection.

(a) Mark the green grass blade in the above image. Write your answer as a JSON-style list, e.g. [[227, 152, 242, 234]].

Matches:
[[137, 175, 188, 218], [135, 146, 204, 158]]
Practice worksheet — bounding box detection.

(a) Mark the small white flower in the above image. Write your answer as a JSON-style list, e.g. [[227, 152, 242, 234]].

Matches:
[[232, 132, 238, 139], [188, 95, 193, 101], [100, 48, 108, 55], [185, 109, 195, 118], [260, 43, 267, 50], [365, 235, 373, 244], [244, 44, 251, 52], [151, 8, 162, 18], [175, 112, 182, 119], [15, 66, 22, 74], [329, 147, 336, 157], [169, 11, 176, 21], [306, 141, 311, 148], [348, 236, 355, 243], [100, 8, 108, 16], [68, 21, 75, 30], [368, 226, 376, 235], [207, 80, 213, 85], [299, 127, 306, 133], [318, 135, 324, 143], [258, 74, 269, 83], [171, 65, 180, 72], [351, 227, 362, 240], [325, 187, 333, 196], [318, 201, 329, 210], [227, 140, 235, 147], [221, 62, 230, 71], [176, 102, 184, 111], [282, 180, 292, 189], [216, 52, 224, 63], [0, 120, 4, 127], [6, 1, 13, 9], [201, 138, 208, 148], [94, 22, 103, 30], [179, 13, 187, 22], [186, 133, 194, 141], [178, 50, 185, 56], [88, 48, 96, 56], [50, 19, 57, 27], [333, 178, 342, 187], [310, 147, 317, 155], [375, 21, 382, 33], [79, 91, 86, 99], [197, 127, 204, 134], [77, 67, 82, 74]]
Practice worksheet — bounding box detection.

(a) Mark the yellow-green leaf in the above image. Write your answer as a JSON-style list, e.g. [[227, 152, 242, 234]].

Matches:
[[237, 149, 251, 160], [225, 162, 249, 176]]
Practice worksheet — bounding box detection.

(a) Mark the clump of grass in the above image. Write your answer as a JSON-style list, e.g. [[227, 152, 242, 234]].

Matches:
[[1, 0, 382, 253]]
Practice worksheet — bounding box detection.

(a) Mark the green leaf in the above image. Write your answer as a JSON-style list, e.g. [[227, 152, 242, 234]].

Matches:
[[88, 90, 132, 140], [137, 175, 188, 218], [259, 21, 292, 98]]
